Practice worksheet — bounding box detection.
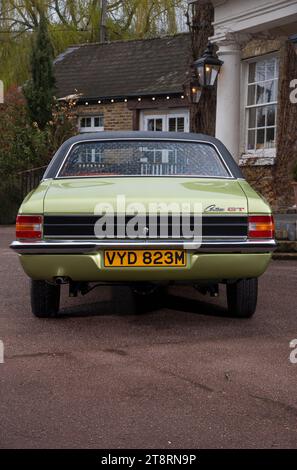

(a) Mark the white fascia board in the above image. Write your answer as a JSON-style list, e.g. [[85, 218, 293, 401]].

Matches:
[[212, 0, 297, 41]]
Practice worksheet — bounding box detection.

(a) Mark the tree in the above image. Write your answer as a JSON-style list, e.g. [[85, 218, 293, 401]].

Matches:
[[0, 1, 187, 89], [99, 0, 108, 42], [23, 11, 56, 129], [187, 0, 216, 135], [0, 85, 77, 223], [274, 40, 297, 208]]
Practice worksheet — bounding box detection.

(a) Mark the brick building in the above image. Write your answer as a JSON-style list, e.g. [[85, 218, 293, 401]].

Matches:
[[54, 34, 192, 135], [54, 2, 297, 211]]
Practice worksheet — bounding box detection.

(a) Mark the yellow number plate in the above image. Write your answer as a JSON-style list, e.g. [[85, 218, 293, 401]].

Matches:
[[104, 250, 186, 267]]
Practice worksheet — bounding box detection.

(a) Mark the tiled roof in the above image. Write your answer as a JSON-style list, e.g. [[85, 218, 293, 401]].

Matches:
[[54, 33, 191, 100]]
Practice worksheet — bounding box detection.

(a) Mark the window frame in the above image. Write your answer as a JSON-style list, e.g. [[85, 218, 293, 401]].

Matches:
[[79, 114, 104, 132], [144, 115, 165, 132], [141, 109, 190, 133], [240, 52, 279, 161], [167, 113, 189, 133]]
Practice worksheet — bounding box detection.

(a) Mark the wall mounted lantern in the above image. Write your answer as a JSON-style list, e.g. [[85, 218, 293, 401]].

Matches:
[[193, 42, 223, 88], [190, 80, 202, 103]]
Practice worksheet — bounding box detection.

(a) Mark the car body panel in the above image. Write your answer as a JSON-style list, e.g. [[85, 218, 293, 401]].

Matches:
[[11, 132, 275, 284], [20, 252, 272, 282], [18, 180, 51, 215], [238, 180, 271, 213], [41, 177, 249, 215]]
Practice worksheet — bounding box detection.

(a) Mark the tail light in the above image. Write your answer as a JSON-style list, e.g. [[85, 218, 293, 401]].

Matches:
[[248, 215, 274, 239], [16, 215, 43, 240]]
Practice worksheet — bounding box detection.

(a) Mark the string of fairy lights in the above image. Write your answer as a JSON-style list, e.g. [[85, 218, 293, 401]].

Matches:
[[83, 95, 186, 106]]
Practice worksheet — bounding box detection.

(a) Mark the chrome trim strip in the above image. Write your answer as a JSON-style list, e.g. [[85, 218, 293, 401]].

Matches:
[[54, 138, 234, 179], [42, 235, 248, 240], [10, 239, 276, 254], [43, 213, 248, 217]]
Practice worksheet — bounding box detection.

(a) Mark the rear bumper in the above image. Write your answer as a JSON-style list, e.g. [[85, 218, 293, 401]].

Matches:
[[10, 239, 275, 282], [17, 252, 273, 282], [10, 239, 276, 255]]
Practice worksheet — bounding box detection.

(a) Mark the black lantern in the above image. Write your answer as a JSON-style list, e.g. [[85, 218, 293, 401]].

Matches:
[[190, 79, 202, 103], [194, 42, 223, 88]]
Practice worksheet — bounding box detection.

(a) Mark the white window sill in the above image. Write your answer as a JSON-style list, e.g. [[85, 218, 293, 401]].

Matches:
[[239, 149, 276, 166], [79, 127, 104, 133]]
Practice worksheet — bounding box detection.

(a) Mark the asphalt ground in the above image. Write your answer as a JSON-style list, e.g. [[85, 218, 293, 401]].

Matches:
[[0, 226, 297, 449]]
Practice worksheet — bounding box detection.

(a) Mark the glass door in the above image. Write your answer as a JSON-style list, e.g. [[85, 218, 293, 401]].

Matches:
[[168, 115, 186, 132], [144, 115, 165, 131]]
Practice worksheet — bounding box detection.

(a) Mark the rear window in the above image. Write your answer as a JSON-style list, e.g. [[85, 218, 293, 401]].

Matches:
[[57, 140, 230, 178]]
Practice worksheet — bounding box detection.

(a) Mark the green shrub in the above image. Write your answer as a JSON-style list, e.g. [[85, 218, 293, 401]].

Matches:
[[0, 87, 77, 223], [0, 177, 23, 224]]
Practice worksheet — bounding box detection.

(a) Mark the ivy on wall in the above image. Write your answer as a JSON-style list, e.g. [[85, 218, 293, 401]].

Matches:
[[275, 41, 297, 209]]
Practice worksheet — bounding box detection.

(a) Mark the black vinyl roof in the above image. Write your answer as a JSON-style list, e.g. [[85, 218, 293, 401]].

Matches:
[[44, 131, 243, 179], [54, 33, 191, 100]]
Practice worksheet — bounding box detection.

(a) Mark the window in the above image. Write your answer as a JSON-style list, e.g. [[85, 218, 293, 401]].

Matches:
[[79, 115, 104, 132], [58, 141, 230, 178], [245, 56, 278, 152], [168, 116, 185, 132], [142, 110, 189, 133], [147, 117, 164, 131]]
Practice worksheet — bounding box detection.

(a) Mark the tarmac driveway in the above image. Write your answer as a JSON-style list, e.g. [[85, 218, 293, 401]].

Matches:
[[0, 226, 297, 449]]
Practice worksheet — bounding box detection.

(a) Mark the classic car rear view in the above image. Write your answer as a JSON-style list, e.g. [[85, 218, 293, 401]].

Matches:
[[10, 132, 276, 319]]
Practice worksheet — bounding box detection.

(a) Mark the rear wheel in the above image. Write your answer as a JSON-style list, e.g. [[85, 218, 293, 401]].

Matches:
[[226, 278, 258, 318], [31, 280, 61, 318]]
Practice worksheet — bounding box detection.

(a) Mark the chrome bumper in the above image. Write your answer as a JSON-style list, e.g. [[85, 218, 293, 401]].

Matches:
[[10, 239, 277, 254]]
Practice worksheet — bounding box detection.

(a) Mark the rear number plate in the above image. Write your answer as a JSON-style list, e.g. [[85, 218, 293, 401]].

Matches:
[[104, 250, 186, 267]]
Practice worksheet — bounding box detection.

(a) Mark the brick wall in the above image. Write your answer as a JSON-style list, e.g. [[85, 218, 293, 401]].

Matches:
[[75, 101, 133, 131], [241, 38, 281, 60]]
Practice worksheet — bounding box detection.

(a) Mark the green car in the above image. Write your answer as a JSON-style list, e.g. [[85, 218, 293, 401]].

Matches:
[[10, 131, 276, 319]]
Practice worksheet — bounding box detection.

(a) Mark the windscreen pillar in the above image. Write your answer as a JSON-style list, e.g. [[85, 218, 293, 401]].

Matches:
[[214, 35, 242, 161]]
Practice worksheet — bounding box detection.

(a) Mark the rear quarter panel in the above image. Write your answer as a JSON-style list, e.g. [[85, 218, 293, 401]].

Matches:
[[238, 180, 272, 214], [18, 180, 52, 215]]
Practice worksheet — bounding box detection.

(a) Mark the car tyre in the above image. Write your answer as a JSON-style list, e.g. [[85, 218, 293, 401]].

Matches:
[[226, 278, 258, 318], [31, 280, 61, 318]]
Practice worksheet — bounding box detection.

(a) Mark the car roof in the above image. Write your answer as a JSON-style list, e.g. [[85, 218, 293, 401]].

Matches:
[[56, 131, 220, 144], [43, 131, 243, 179]]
